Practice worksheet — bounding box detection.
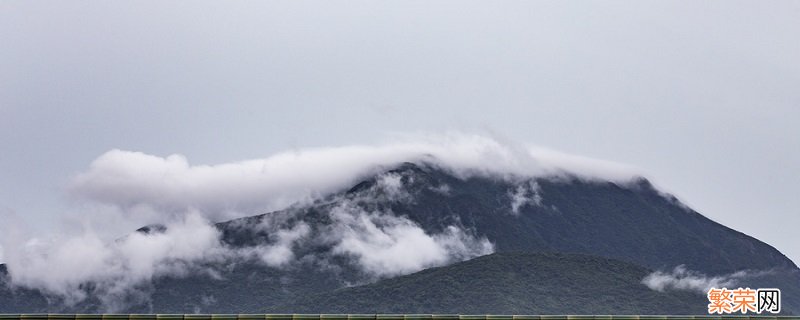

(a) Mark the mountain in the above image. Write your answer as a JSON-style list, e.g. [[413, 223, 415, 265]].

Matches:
[[1, 162, 798, 314], [279, 252, 707, 314]]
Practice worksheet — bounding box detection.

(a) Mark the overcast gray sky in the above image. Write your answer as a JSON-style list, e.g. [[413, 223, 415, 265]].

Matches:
[[1, 1, 799, 265]]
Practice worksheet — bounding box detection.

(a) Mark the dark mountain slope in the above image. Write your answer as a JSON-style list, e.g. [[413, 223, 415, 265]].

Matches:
[[280, 252, 708, 314], [218, 162, 795, 275], [212, 162, 799, 313], [338, 163, 794, 275]]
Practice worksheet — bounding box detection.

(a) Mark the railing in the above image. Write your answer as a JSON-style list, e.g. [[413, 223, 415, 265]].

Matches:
[[0, 315, 796, 320]]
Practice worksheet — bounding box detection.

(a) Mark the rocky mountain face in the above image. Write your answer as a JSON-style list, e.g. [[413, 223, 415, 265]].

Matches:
[[1, 162, 797, 314]]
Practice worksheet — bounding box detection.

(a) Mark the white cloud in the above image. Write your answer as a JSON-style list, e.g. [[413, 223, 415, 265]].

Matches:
[[1, 133, 647, 310], [69, 133, 644, 223], [641, 265, 770, 293], [374, 173, 410, 202], [509, 181, 543, 215], [327, 200, 493, 276], [429, 183, 451, 195], [236, 221, 311, 268], [1, 212, 229, 309]]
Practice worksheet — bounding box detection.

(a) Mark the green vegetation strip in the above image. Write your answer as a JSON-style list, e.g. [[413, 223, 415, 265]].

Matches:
[[0, 316, 796, 320]]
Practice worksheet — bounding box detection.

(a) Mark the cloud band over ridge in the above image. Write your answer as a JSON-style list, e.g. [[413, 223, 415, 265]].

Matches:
[[69, 133, 643, 223], [1, 133, 643, 311]]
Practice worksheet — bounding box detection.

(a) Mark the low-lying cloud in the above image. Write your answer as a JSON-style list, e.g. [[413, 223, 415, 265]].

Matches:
[[2, 212, 229, 309], [1, 133, 644, 311], [641, 265, 772, 293], [327, 200, 493, 276], [3, 189, 493, 311], [69, 133, 642, 223], [2, 158, 500, 310], [508, 181, 543, 215]]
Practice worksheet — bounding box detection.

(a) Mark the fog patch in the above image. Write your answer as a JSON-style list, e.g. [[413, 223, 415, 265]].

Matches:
[[374, 172, 414, 203], [326, 200, 493, 276], [1, 212, 228, 309], [236, 221, 310, 268], [429, 183, 451, 195], [642, 265, 774, 293], [509, 181, 542, 215]]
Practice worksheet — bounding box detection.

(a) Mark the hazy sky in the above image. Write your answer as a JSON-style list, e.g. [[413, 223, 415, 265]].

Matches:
[[1, 1, 799, 265]]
